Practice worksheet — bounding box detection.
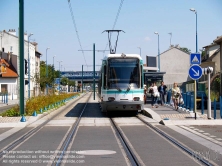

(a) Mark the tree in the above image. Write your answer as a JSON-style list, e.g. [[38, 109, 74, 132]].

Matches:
[[199, 48, 206, 58], [179, 47, 191, 54], [68, 80, 76, 87], [60, 77, 69, 86], [38, 61, 58, 91]]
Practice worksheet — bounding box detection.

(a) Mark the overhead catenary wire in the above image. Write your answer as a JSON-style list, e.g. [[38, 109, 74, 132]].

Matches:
[[103, 0, 125, 57], [67, 0, 88, 66]]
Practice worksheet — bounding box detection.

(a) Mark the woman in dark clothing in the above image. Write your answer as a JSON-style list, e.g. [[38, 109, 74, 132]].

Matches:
[[158, 81, 167, 105]]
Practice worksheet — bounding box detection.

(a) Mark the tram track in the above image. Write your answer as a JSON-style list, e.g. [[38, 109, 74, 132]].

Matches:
[[110, 117, 141, 166], [52, 93, 92, 166], [136, 115, 215, 166], [0, 93, 88, 160]]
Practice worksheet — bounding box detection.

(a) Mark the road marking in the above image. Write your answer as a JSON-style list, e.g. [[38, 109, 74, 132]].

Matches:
[[203, 133, 210, 135], [0, 127, 24, 141], [170, 126, 222, 154]]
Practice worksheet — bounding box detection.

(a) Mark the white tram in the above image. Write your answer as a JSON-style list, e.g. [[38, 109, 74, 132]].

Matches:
[[98, 53, 144, 113]]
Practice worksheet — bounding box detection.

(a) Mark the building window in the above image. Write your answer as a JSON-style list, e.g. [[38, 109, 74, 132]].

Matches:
[[1, 84, 7, 93]]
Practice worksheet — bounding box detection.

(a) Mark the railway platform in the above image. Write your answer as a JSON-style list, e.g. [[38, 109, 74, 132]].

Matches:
[[143, 103, 222, 126]]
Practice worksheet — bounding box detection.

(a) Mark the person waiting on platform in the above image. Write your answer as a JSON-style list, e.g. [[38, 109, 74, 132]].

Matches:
[[171, 82, 181, 110], [148, 82, 159, 108], [144, 85, 147, 104], [158, 81, 167, 105]]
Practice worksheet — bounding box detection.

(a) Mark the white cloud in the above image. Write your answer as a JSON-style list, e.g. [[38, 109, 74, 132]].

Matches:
[[144, 36, 151, 41]]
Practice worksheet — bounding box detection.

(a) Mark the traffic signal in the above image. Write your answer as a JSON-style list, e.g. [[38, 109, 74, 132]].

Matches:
[[24, 59, 28, 75]]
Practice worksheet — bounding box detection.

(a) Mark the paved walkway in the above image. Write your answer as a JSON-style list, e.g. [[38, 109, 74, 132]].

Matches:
[[144, 103, 222, 125]]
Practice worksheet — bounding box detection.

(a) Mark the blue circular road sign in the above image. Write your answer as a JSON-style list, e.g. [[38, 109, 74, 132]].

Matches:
[[188, 65, 203, 80]]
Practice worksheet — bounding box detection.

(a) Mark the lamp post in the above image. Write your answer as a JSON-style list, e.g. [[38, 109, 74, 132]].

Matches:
[[168, 32, 172, 46], [154, 32, 160, 72], [190, 8, 198, 119], [57, 61, 62, 94], [46, 47, 50, 95], [137, 47, 141, 56], [28, 33, 33, 99], [53, 55, 56, 93], [190, 8, 198, 53]]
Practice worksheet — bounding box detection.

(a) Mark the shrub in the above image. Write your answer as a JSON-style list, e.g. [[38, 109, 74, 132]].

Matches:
[[0, 93, 80, 117]]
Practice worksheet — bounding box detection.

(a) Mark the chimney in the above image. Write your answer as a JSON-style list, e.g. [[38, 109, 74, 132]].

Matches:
[[8, 29, 16, 36], [32, 42, 38, 51], [24, 32, 28, 41]]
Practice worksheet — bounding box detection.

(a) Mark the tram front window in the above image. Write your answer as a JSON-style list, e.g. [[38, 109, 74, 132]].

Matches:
[[108, 58, 140, 90]]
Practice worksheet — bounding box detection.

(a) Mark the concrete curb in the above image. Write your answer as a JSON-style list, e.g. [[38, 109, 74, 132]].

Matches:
[[142, 108, 162, 123]]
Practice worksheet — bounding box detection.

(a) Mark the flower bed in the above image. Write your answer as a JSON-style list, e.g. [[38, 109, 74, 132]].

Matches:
[[0, 93, 80, 117]]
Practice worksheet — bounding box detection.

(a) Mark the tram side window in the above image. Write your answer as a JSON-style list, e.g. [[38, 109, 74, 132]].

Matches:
[[141, 65, 143, 88], [103, 65, 106, 89]]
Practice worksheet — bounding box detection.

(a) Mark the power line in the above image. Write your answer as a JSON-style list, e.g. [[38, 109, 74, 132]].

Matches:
[[103, 0, 125, 57], [67, 0, 88, 66]]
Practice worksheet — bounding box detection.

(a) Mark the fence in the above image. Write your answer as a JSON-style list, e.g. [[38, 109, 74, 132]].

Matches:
[[166, 91, 222, 119], [0, 93, 8, 104]]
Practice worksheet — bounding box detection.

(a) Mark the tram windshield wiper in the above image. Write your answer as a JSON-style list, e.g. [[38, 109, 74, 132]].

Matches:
[[116, 86, 122, 92], [126, 83, 131, 92]]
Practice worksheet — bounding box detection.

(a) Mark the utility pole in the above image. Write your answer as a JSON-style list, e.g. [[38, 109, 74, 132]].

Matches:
[[28, 33, 33, 99], [19, 0, 25, 122], [57, 61, 62, 94]]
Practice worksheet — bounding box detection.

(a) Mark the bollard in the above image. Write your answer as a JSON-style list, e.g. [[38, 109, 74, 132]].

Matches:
[[220, 96, 222, 119], [6, 94, 8, 104], [187, 93, 190, 109], [32, 111, 37, 116], [20, 115, 26, 122], [201, 93, 204, 115], [190, 94, 194, 112], [214, 99, 216, 119], [40, 108, 43, 113]]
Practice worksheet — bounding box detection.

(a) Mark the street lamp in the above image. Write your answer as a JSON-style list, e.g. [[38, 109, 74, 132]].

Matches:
[[53, 55, 56, 93], [190, 8, 198, 117], [46, 47, 50, 95], [137, 47, 141, 56], [57, 61, 62, 94], [168, 32, 172, 46], [28, 33, 33, 99], [190, 8, 198, 53], [154, 32, 160, 72]]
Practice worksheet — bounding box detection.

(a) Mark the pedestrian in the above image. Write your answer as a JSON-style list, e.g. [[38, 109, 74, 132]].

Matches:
[[171, 82, 181, 110], [148, 82, 159, 108], [158, 81, 167, 105], [144, 85, 147, 104], [148, 83, 154, 107]]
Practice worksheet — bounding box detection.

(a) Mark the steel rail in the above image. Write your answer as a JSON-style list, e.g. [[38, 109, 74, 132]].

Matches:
[[53, 93, 91, 166], [110, 118, 140, 166], [0, 93, 88, 159], [137, 116, 214, 166]]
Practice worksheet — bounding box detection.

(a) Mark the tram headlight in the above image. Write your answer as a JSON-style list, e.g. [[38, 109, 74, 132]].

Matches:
[[133, 97, 140, 101], [108, 97, 115, 101]]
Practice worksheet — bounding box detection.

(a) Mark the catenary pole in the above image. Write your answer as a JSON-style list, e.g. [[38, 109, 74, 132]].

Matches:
[[19, 0, 25, 122]]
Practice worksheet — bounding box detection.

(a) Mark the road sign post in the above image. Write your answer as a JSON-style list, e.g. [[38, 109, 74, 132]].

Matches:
[[189, 64, 202, 119]]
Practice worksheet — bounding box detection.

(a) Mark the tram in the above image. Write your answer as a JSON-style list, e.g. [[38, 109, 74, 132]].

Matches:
[[98, 53, 144, 113]]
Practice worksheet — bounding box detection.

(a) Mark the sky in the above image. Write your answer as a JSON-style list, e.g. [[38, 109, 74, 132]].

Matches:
[[0, 0, 222, 71]]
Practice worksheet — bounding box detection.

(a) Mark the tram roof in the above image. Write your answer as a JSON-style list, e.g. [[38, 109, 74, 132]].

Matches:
[[103, 54, 142, 60]]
